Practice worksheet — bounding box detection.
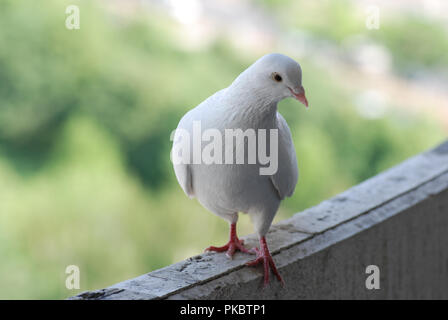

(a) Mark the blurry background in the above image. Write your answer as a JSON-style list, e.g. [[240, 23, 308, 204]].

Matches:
[[0, 0, 446, 299]]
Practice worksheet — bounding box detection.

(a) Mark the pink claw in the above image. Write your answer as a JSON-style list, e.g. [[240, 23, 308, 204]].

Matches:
[[246, 237, 284, 287], [205, 223, 253, 258]]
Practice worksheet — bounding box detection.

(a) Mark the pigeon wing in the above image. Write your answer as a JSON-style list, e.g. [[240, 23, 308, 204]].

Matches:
[[172, 122, 195, 199], [173, 162, 194, 198], [270, 112, 299, 200]]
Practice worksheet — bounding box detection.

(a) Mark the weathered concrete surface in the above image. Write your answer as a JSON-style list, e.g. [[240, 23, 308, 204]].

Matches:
[[71, 140, 448, 300]]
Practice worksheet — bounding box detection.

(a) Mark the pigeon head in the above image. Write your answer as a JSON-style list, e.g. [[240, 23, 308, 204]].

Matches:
[[232, 53, 308, 107]]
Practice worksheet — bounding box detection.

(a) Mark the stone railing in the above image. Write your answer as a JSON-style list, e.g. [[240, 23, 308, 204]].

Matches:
[[71, 140, 448, 299]]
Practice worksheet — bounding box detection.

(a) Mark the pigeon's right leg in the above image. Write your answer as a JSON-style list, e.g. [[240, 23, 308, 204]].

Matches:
[[246, 236, 284, 287], [205, 219, 253, 259]]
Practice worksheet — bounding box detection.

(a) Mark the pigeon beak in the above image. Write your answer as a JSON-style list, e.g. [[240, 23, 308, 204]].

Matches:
[[289, 86, 309, 108]]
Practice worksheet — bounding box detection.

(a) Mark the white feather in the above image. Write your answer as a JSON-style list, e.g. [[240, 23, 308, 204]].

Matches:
[[270, 112, 299, 200]]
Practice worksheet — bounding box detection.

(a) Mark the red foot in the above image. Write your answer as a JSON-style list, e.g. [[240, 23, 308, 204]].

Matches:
[[246, 237, 284, 287], [205, 223, 253, 259]]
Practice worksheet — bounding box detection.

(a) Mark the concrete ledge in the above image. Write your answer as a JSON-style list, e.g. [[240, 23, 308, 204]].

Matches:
[[72, 140, 448, 299]]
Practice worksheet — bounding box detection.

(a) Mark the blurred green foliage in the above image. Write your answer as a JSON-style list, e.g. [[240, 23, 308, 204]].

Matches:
[[373, 16, 448, 74], [261, 0, 448, 75], [0, 0, 445, 298]]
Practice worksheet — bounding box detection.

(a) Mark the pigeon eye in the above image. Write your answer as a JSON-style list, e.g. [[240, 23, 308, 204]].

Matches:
[[272, 73, 282, 82]]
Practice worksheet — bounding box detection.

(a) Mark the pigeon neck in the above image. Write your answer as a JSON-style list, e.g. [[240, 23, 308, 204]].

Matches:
[[227, 81, 280, 118]]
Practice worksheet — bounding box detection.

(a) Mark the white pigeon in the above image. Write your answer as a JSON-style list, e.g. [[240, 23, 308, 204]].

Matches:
[[171, 53, 308, 286]]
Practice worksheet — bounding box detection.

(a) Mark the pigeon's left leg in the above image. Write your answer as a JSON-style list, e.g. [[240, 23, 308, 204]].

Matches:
[[205, 221, 253, 259], [246, 236, 284, 287]]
